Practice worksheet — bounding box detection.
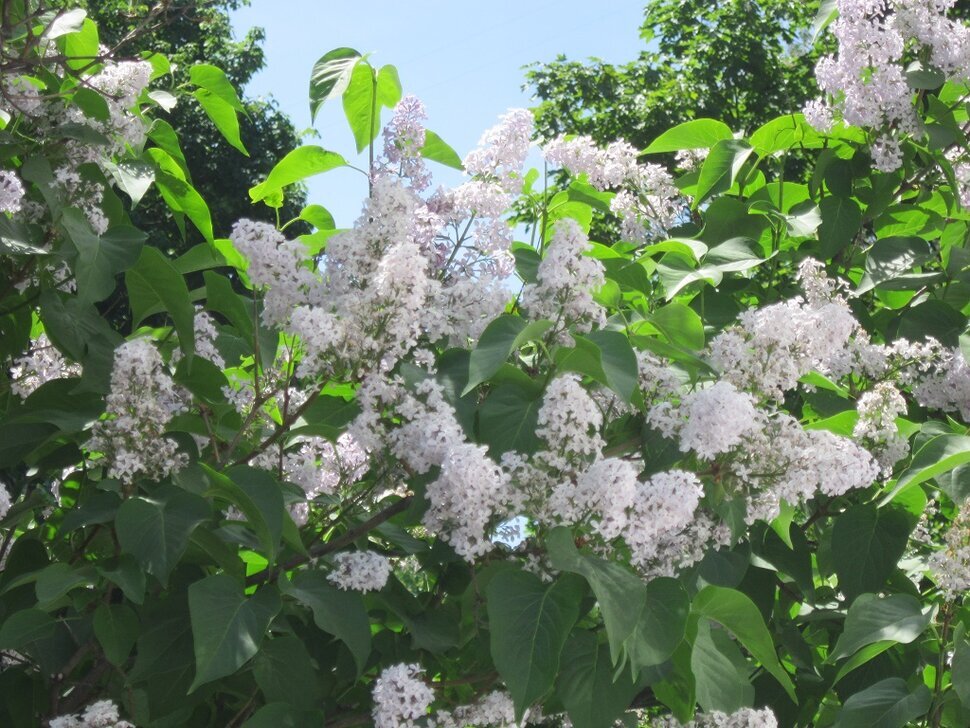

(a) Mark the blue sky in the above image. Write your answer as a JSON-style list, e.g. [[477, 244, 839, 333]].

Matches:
[[230, 1, 647, 226]]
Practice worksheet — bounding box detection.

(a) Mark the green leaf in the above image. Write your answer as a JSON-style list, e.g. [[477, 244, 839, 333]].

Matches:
[[94, 604, 139, 666], [62, 210, 145, 304], [834, 678, 931, 728], [643, 119, 734, 154], [249, 146, 346, 203], [154, 170, 214, 243], [59, 17, 99, 70], [343, 61, 380, 154], [116, 489, 210, 586], [486, 569, 584, 719], [817, 196, 863, 258], [856, 236, 933, 294], [174, 355, 229, 404], [833, 641, 896, 685], [465, 315, 553, 394], [478, 383, 543, 455], [750, 114, 824, 157], [831, 505, 911, 600], [554, 333, 638, 403], [188, 575, 281, 692], [253, 635, 321, 710], [830, 594, 933, 661], [309, 47, 361, 121], [194, 89, 247, 156], [952, 622, 970, 708], [0, 609, 56, 650], [102, 159, 154, 207], [204, 270, 253, 338], [280, 571, 371, 675], [243, 704, 323, 728], [891, 435, 970, 497], [647, 302, 705, 350], [45, 8, 87, 39], [35, 563, 92, 605], [694, 139, 754, 209], [126, 246, 195, 356], [421, 130, 464, 170], [584, 330, 639, 403], [299, 204, 335, 231], [896, 300, 966, 348], [812, 0, 839, 41], [376, 64, 402, 108], [692, 586, 796, 703], [205, 465, 284, 562], [547, 528, 688, 677], [189, 64, 246, 112], [556, 632, 641, 728], [691, 618, 754, 713]]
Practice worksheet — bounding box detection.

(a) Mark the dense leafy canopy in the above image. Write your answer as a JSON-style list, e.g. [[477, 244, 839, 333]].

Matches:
[[1, 1, 970, 728]]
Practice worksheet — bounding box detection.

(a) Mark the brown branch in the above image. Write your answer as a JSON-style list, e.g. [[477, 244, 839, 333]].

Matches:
[[245, 496, 414, 586]]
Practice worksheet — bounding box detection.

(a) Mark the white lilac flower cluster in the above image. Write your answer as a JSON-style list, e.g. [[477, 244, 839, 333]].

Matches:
[[707, 261, 862, 402], [543, 135, 640, 190], [543, 133, 682, 241], [192, 310, 225, 369], [372, 663, 436, 728], [230, 219, 324, 328], [52, 59, 154, 234], [438, 108, 533, 258], [252, 432, 368, 525], [649, 381, 760, 460], [381, 95, 431, 191], [49, 699, 133, 728], [87, 339, 187, 484], [424, 442, 513, 560], [0, 169, 25, 214], [0, 482, 13, 520], [328, 550, 392, 593], [929, 498, 970, 596], [852, 381, 909, 472], [352, 374, 514, 560], [652, 707, 778, 728], [521, 219, 606, 343], [501, 375, 724, 577], [8, 333, 81, 399], [649, 380, 880, 524], [806, 0, 970, 171]]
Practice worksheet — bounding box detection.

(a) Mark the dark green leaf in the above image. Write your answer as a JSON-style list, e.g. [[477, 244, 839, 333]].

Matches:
[[831, 505, 911, 601], [835, 678, 931, 728], [692, 618, 754, 713], [62, 210, 145, 304], [253, 635, 321, 710], [280, 571, 371, 675], [817, 196, 863, 258], [188, 575, 281, 692], [486, 569, 584, 719], [94, 604, 139, 666], [126, 245, 195, 356], [477, 383, 542, 455], [116, 489, 210, 586], [830, 594, 933, 661], [557, 632, 641, 728], [692, 586, 796, 702]]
